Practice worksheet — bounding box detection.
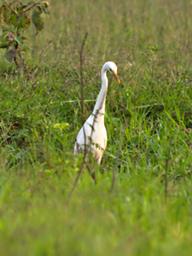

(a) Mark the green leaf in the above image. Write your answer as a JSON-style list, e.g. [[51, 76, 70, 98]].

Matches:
[[0, 41, 9, 48], [32, 9, 44, 32], [5, 47, 16, 62]]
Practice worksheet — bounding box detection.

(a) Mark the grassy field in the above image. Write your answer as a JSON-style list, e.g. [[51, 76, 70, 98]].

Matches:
[[0, 0, 192, 255]]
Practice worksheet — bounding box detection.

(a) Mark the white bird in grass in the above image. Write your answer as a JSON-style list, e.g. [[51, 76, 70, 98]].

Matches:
[[74, 61, 120, 164]]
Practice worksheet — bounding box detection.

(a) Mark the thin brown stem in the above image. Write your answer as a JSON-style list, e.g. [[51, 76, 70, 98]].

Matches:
[[79, 32, 88, 122], [67, 160, 85, 200]]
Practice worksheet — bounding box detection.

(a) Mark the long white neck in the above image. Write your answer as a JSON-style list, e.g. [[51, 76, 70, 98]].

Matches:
[[93, 70, 108, 117]]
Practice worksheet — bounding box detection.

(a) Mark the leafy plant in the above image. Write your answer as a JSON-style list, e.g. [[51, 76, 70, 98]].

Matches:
[[0, 0, 49, 70]]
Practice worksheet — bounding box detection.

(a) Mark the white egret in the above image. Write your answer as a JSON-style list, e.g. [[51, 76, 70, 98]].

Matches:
[[74, 61, 120, 164]]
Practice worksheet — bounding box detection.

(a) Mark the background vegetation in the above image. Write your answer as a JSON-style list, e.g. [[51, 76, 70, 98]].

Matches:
[[0, 0, 192, 255]]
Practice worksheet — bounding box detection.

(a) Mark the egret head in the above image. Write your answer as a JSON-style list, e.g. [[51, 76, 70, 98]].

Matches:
[[102, 61, 120, 83]]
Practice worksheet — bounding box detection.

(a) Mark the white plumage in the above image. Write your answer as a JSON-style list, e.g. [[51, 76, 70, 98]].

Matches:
[[74, 61, 120, 164]]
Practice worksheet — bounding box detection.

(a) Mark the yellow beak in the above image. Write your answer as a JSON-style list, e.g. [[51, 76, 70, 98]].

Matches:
[[113, 72, 121, 84]]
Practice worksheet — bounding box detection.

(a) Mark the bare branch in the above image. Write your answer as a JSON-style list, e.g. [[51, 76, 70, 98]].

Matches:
[[79, 32, 88, 122], [67, 158, 86, 200]]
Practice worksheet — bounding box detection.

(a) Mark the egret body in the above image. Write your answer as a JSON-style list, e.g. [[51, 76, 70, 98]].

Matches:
[[74, 61, 120, 164]]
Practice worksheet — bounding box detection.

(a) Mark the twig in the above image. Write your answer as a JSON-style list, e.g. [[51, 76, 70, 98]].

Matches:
[[164, 143, 171, 202], [22, 2, 43, 13], [164, 157, 169, 201], [109, 149, 121, 192], [68, 104, 99, 200], [68, 124, 96, 199], [79, 32, 88, 122], [67, 157, 86, 200], [68, 32, 94, 197], [38, 40, 53, 63], [85, 161, 97, 183], [110, 167, 116, 192]]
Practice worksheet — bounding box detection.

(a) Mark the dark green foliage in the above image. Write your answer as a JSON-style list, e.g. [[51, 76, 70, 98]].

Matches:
[[32, 1, 49, 34], [0, 0, 49, 68]]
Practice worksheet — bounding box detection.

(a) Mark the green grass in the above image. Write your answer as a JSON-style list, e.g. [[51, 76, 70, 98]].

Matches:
[[0, 0, 192, 255]]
